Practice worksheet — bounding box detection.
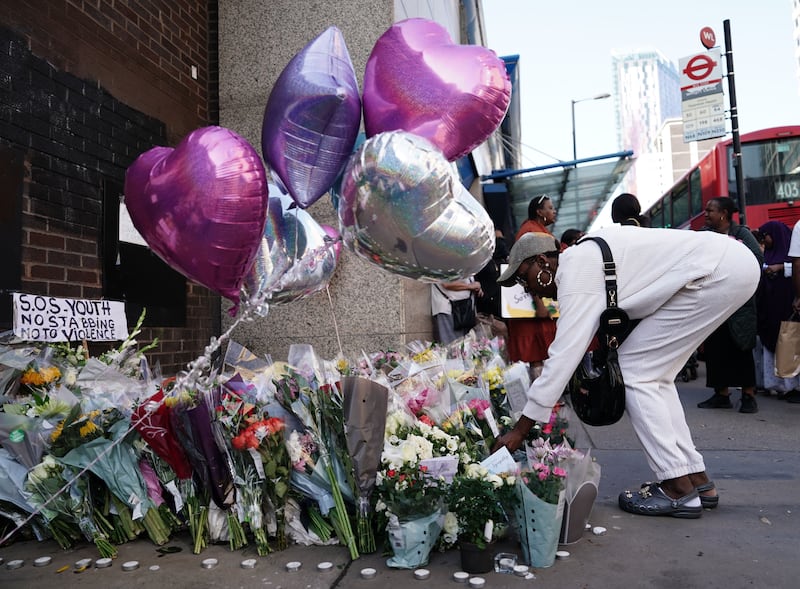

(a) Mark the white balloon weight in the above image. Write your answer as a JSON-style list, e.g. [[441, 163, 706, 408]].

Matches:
[[337, 131, 494, 281]]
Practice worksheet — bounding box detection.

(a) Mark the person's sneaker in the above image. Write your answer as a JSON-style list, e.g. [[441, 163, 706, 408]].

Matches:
[[697, 393, 733, 409], [739, 394, 758, 414]]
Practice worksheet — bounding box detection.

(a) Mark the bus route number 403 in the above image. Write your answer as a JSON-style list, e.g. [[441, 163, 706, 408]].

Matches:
[[775, 180, 800, 200]]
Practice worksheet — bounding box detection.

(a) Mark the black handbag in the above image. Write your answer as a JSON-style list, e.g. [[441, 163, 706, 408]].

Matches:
[[569, 237, 637, 427], [451, 296, 477, 331]]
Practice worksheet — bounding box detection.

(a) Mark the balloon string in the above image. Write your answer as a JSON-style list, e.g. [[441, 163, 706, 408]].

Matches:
[[325, 285, 344, 359]]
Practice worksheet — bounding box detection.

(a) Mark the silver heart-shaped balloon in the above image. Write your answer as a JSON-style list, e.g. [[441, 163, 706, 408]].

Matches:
[[337, 131, 494, 281]]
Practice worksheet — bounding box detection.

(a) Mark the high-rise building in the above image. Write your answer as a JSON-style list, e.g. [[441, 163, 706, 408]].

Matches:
[[793, 0, 800, 94], [610, 49, 682, 207]]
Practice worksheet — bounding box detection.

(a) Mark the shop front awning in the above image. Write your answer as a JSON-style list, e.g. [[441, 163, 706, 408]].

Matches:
[[482, 151, 635, 237]]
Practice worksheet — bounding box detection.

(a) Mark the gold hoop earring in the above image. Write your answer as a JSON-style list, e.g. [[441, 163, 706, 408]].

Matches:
[[536, 269, 553, 288]]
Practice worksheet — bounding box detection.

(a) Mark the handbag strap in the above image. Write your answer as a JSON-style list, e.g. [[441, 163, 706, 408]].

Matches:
[[577, 236, 639, 348], [577, 236, 618, 308]]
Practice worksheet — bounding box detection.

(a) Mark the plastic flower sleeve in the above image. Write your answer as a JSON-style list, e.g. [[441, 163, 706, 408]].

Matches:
[[59, 419, 151, 520], [0, 448, 35, 513], [341, 376, 389, 552], [0, 412, 51, 469], [385, 508, 444, 569]]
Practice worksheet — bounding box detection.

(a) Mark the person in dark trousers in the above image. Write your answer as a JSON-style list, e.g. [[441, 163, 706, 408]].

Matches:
[[696, 197, 763, 413]]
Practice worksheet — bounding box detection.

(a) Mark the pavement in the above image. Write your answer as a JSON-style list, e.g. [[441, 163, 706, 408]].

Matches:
[[1, 363, 799, 588]]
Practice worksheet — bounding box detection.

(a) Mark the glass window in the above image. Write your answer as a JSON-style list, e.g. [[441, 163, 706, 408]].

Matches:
[[672, 184, 690, 228], [689, 168, 702, 216], [649, 202, 663, 228], [728, 135, 800, 204], [663, 196, 673, 228]]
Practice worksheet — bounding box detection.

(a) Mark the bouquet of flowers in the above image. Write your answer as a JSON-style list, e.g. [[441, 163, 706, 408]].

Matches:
[[355, 349, 404, 377], [274, 361, 359, 559], [24, 454, 116, 557], [231, 416, 290, 553], [375, 461, 446, 569], [441, 399, 498, 464], [340, 376, 388, 553], [167, 381, 235, 552], [284, 428, 337, 543], [376, 409, 461, 569], [515, 439, 569, 568], [527, 402, 575, 447]]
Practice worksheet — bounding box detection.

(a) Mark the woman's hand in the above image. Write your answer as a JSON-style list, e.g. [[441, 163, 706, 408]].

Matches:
[[491, 415, 535, 454]]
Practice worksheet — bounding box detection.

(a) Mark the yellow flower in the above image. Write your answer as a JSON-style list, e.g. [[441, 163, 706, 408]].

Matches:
[[20, 369, 45, 386], [41, 366, 61, 383], [79, 419, 98, 438], [50, 421, 64, 442]]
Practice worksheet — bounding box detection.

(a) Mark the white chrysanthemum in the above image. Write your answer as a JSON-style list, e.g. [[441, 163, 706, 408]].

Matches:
[[400, 440, 418, 464], [285, 431, 303, 463], [487, 474, 503, 488], [64, 366, 78, 387], [465, 462, 488, 479], [442, 511, 459, 544]]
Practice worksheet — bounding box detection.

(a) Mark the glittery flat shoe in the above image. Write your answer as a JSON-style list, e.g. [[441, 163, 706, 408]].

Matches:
[[619, 483, 702, 518]]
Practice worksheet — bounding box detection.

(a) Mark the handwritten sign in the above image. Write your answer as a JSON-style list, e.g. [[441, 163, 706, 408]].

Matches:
[[480, 446, 518, 475], [12, 293, 129, 342], [419, 456, 459, 483]]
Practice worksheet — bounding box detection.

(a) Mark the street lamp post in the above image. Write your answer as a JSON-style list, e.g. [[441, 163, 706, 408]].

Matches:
[[570, 92, 611, 231], [571, 92, 611, 163]]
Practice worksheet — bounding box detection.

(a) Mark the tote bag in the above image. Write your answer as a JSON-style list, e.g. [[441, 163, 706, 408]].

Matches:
[[775, 315, 800, 378]]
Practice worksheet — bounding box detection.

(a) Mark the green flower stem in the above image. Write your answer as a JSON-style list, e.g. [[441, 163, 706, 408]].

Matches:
[[308, 505, 333, 543], [325, 456, 358, 560]]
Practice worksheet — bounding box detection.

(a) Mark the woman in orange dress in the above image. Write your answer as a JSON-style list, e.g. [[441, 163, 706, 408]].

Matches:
[[507, 194, 559, 377]]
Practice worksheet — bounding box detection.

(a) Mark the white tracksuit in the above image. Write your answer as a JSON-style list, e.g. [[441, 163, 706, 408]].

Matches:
[[523, 226, 760, 480]]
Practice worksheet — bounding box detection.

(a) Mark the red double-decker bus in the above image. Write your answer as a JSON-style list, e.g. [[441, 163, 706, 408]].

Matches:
[[645, 125, 800, 230]]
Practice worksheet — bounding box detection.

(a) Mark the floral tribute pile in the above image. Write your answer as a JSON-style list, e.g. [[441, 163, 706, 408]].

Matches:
[[0, 320, 596, 568]]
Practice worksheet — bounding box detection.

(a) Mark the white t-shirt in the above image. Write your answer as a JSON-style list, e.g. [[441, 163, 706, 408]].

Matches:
[[430, 278, 473, 315], [788, 220, 800, 258]]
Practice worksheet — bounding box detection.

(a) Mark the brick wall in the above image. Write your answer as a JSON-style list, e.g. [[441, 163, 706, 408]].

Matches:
[[0, 2, 221, 374]]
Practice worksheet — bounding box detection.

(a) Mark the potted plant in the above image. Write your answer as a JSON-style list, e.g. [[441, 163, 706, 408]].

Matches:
[[447, 463, 517, 573]]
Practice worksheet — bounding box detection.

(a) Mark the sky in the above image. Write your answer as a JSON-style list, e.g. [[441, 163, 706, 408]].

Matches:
[[482, 0, 799, 220]]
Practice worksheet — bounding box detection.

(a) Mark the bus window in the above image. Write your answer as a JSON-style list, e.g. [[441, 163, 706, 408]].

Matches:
[[671, 181, 690, 228], [650, 202, 663, 228], [690, 168, 702, 216], [672, 184, 689, 227], [728, 136, 800, 205], [663, 195, 673, 228]]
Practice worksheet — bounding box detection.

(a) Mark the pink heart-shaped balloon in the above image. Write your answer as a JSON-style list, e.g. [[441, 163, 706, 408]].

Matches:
[[124, 126, 269, 306], [363, 18, 511, 162]]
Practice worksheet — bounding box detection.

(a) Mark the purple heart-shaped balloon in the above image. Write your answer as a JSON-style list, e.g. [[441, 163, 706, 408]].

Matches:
[[363, 18, 511, 162], [124, 126, 269, 305]]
